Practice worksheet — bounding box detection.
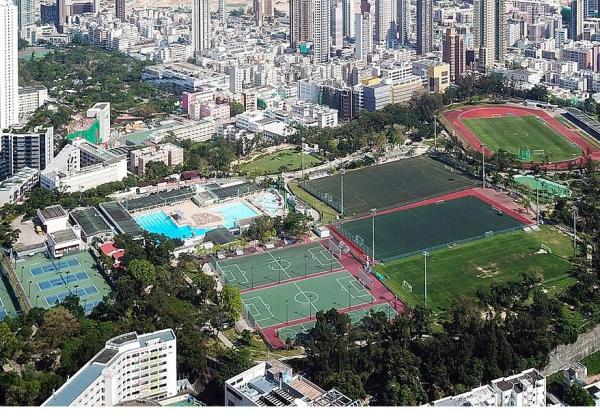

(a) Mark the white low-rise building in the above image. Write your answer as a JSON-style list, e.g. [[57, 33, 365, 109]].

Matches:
[[43, 329, 177, 406], [0, 167, 39, 206]]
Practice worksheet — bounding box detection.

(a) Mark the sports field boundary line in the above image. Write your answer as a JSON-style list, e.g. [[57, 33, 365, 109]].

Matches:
[[238, 266, 347, 294], [215, 239, 331, 265]]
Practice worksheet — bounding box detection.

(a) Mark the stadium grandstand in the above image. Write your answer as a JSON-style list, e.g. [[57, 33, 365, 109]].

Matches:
[[565, 108, 600, 142], [121, 187, 195, 213], [98, 202, 143, 236]]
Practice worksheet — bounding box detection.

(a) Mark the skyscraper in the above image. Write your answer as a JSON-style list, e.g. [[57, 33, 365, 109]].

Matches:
[[218, 0, 226, 25], [374, 0, 394, 45], [396, 0, 408, 45], [312, 0, 331, 62], [342, 0, 354, 38], [0, 0, 19, 132], [17, 0, 34, 30], [254, 0, 264, 26], [56, 0, 66, 33], [290, 0, 313, 49], [443, 26, 466, 81], [331, 0, 343, 48], [473, 0, 506, 67], [355, 10, 373, 60], [192, 0, 210, 56], [416, 0, 433, 55], [571, 0, 584, 40], [115, 0, 125, 21], [263, 0, 273, 18]]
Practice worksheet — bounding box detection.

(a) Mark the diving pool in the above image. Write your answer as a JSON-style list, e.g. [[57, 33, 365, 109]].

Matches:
[[214, 201, 259, 228]]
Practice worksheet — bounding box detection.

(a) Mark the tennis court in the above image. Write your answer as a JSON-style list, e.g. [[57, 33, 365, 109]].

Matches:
[[242, 270, 375, 328], [336, 195, 526, 263], [15, 251, 111, 315], [301, 156, 477, 216], [276, 302, 397, 342], [215, 241, 342, 290]]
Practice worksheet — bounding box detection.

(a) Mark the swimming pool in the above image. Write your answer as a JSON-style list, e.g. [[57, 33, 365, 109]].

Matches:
[[134, 201, 259, 239], [251, 192, 282, 217], [134, 211, 211, 240]]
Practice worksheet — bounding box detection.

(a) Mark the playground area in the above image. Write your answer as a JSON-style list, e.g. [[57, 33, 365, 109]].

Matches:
[[15, 251, 110, 314], [376, 226, 574, 312], [334, 192, 528, 263], [214, 241, 342, 290], [241, 270, 375, 328], [442, 104, 600, 168], [275, 302, 398, 343], [301, 156, 477, 216]]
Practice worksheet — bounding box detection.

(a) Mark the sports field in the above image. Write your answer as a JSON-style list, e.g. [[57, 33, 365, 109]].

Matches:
[[301, 156, 477, 216], [242, 270, 375, 328], [376, 226, 574, 311], [216, 241, 342, 290], [240, 149, 323, 175], [462, 116, 581, 162], [336, 195, 525, 263], [0, 275, 17, 319], [15, 251, 111, 314], [276, 302, 397, 342]]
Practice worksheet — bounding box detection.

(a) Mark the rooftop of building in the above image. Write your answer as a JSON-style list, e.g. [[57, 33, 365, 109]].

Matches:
[[49, 227, 79, 244], [70, 207, 113, 236], [0, 167, 39, 192], [38, 205, 68, 221]]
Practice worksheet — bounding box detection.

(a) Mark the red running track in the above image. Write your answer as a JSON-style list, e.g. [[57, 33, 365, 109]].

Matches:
[[443, 104, 600, 170]]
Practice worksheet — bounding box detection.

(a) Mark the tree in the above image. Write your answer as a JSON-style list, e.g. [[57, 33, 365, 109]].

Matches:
[[564, 384, 596, 406], [220, 285, 243, 322], [244, 216, 276, 243], [0, 323, 20, 361], [230, 101, 245, 117], [279, 212, 309, 239], [127, 259, 157, 289], [39, 307, 80, 349], [144, 161, 170, 181], [217, 347, 253, 384]]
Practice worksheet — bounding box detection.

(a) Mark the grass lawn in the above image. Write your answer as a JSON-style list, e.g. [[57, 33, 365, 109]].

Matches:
[[240, 149, 322, 175], [375, 226, 574, 312], [582, 350, 600, 376], [462, 116, 581, 162], [289, 181, 338, 224]]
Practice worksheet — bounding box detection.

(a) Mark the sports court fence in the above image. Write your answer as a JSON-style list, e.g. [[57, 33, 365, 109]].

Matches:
[[211, 256, 229, 284], [358, 268, 374, 289], [243, 304, 259, 330], [301, 181, 344, 213], [334, 222, 526, 264]]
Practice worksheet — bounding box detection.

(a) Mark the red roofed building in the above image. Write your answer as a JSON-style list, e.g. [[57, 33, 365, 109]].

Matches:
[[99, 241, 125, 269]]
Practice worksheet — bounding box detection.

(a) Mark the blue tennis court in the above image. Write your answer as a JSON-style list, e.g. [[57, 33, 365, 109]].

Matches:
[[0, 297, 5, 320], [37, 271, 90, 291], [45, 285, 99, 307], [30, 258, 81, 277]]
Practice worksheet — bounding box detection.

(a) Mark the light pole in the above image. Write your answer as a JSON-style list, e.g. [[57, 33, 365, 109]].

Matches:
[[286, 299, 289, 324], [534, 176, 540, 225], [21, 266, 24, 284], [481, 146, 486, 189], [340, 168, 345, 216], [278, 257, 282, 284], [434, 116, 437, 150], [28, 280, 32, 298], [304, 253, 308, 278], [370, 208, 377, 263], [251, 265, 254, 289], [423, 251, 429, 307], [301, 140, 305, 182], [309, 296, 313, 319], [573, 206, 578, 257], [36, 295, 40, 308], [348, 286, 351, 309]]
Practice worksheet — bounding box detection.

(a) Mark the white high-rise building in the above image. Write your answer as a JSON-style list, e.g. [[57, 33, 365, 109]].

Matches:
[[374, 0, 394, 45], [355, 12, 373, 60], [192, 0, 210, 56], [332, 0, 344, 48], [342, 0, 355, 37], [0, 0, 19, 132], [473, 0, 506, 67], [218, 0, 226, 24], [396, 0, 408, 45], [87, 102, 111, 145], [312, 0, 331, 63], [42, 330, 177, 406]]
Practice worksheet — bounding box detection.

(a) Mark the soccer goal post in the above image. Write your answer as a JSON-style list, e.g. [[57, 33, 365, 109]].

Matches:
[[358, 269, 374, 289], [402, 280, 413, 293], [328, 238, 342, 259]]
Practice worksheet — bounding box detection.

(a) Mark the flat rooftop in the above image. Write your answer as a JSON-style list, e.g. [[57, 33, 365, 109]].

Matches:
[[70, 207, 112, 237], [39, 205, 68, 220]]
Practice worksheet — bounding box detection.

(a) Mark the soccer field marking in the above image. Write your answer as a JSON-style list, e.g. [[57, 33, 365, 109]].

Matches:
[[335, 276, 372, 302], [221, 264, 249, 285], [267, 251, 292, 280], [244, 296, 277, 324], [292, 281, 319, 312]]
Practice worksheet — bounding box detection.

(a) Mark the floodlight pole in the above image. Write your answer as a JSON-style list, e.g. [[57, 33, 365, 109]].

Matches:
[[482, 146, 486, 189], [340, 169, 345, 216], [434, 117, 437, 150], [573, 207, 578, 257], [251, 265, 254, 289], [304, 253, 307, 278], [278, 257, 282, 284], [28, 280, 32, 298], [370, 208, 377, 264], [21, 266, 24, 284], [536, 187, 540, 225], [422, 251, 429, 307], [286, 299, 289, 323], [36, 295, 39, 308], [348, 286, 351, 309]]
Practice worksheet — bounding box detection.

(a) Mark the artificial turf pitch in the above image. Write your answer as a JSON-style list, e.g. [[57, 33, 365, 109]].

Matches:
[[301, 155, 477, 216], [276, 302, 397, 342], [240, 149, 322, 175], [241, 270, 375, 328], [462, 116, 581, 162], [216, 241, 342, 290], [336, 195, 525, 262], [376, 226, 574, 311]]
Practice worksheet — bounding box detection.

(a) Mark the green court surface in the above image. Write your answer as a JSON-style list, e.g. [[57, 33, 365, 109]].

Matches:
[[240, 149, 323, 175], [301, 156, 477, 216], [242, 270, 375, 328], [15, 251, 110, 315], [336, 195, 525, 263], [276, 302, 397, 342], [376, 226, 574, 311], [0, 274, 18, 319], [462, 116, 581, 162], [216, 241, 342, 290], [513, 175, 571, 198]]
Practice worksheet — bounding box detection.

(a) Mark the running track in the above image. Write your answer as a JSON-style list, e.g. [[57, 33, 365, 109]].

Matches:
[[442, 104, 600, 170]]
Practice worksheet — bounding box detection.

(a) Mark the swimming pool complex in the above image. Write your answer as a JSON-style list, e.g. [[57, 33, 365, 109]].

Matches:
[[250, 191, 283, 217], [134, 201, 259, 239]]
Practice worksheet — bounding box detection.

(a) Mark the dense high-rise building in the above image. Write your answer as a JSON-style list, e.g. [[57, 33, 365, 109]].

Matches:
[[396, 0, 408, 45], [17, 0, 34, 30], [192, 0, 210, 55], [374, 0, 394, 46], [331, 0, 343, 47], [312, 0, 331, 62], [342, 0, 354, 38], [263, 0, 273, 18], [290, 0, 313, 49], [218, 0, 226, 24], [0, 126, 54, 181], [585, 0, 597, 18], [473, 0, 506, 67], [115, 0, 125, 21], [443, 26, 466, 81], [355, 11, 373, 60], [56, 0, 66, 33], [571, 0, 584, 40], [416, 0, 433, 54], [0, 0, 18, 133], [254, 0, 264, 26]]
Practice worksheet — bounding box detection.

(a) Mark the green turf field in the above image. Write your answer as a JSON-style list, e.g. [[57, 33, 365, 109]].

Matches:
[[582, 349, 600, 376], [336, 195, 525, 263], [216, 241, 342, 290], [0, 274, 17, 319], [240, 149, 322, 175], [462, 116, 581, 162], [301, 156, 477, 216], [375, 226, 574, 311], [241, 270, 375, 328], [15, 251, 110, 315], [276, 302, 397, 342]]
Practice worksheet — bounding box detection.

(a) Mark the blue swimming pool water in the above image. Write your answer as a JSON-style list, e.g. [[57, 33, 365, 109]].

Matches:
[[252, 192, 281, 216], [134, 211, 211, 239], [134, 201, 258, 239]]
